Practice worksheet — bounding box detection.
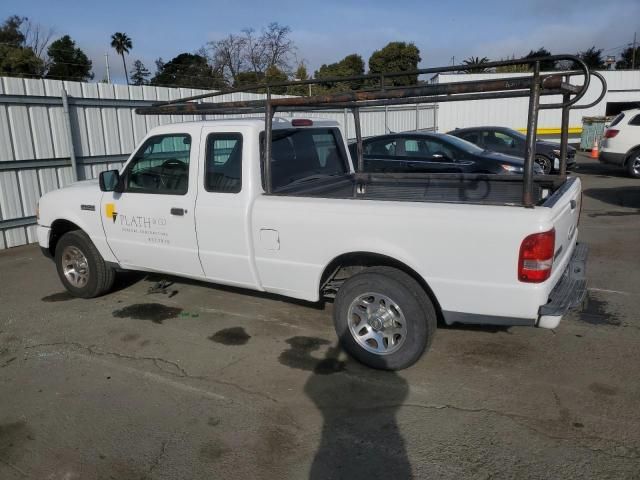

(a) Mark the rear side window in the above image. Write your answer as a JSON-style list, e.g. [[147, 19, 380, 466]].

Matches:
[[628, 114, 640, 126], [263, 128, 349, 190], [609, 113, 625, 127], [205, 133, 243, 193]]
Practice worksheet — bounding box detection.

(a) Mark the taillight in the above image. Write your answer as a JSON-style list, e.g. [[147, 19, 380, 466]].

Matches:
[[603, 129, 619, 138], [518, 229, 555, 283]]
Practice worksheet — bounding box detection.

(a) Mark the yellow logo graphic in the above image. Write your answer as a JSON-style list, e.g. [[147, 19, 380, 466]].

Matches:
[[105, 203, 117, 223]]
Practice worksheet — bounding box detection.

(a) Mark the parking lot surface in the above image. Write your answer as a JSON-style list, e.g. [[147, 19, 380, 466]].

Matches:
[[1, 153, 639, 479]]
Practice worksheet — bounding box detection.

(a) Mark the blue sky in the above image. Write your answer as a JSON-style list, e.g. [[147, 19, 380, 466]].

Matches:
[[4, 0, 638, 83]]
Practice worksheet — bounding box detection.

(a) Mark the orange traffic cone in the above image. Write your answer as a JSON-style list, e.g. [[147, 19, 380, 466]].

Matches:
[[590, 138, 599, 159]]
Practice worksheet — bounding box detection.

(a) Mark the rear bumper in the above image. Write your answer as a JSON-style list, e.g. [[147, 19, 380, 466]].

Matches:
[[536, 243, 588, 328], [599, 151, 625, 166]]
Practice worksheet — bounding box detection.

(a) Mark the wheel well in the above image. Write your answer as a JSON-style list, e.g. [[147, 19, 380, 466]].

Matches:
[[320, 252, 443, 320], [624, 146, 640, 165], [49, 219, 81, 256]]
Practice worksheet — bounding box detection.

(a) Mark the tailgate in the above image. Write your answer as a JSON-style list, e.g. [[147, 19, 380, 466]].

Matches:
[[544, 177, 582, 269]]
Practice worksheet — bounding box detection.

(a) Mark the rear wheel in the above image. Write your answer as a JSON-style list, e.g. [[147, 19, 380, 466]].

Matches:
[[626, 149, 640, 178], [333, 267, 437, 370], [54, 231, 115, 298], [535, 154, 553, 174]]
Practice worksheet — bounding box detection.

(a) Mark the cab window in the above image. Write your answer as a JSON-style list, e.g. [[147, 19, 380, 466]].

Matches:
[[205, 133, 243, 193], [124, 134, 191, 195]]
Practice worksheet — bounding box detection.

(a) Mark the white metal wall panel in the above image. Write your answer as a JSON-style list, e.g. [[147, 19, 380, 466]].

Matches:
[[48, 106, 71, 157], [85, 107, 106, 156], [0, 231, 5, 249], [17, 169, 40, 215], [0, 103, 13, 160], [57, 167, 74, 187], [434, 70, 640, 133], [38, 169, 58, 193], [0, 171, 22, 219], [26, 225, 37, 243], [4, 227, 26, 247], [7, 105, 34, 160]]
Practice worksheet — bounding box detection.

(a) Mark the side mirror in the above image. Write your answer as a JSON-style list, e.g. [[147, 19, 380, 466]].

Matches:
[[99, 170, 121, 192]]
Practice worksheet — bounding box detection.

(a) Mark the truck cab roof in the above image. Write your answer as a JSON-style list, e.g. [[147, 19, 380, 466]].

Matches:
[[145, 117, 341, 134]]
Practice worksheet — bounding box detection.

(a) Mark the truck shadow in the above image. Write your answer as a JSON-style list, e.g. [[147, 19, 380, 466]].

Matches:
[[583, 186, 640, 209], [303, 341, 413, 479]]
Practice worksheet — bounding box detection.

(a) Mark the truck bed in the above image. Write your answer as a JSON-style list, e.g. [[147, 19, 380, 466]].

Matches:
[[273, 173, 567, 207]]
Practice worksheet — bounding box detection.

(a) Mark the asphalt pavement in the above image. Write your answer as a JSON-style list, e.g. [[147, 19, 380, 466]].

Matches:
[[1, 153, 639, 479]]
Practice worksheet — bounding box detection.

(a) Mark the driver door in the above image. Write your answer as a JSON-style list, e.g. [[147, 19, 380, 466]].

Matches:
[[101, 130, 205, 277]]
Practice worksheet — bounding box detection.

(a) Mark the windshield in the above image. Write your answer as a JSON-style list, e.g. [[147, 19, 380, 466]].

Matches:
[[440, 134, 485, 154], [262, 128, 349, 190]]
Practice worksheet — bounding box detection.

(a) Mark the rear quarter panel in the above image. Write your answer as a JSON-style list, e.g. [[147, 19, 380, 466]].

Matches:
[[252, 193, 565, 320]]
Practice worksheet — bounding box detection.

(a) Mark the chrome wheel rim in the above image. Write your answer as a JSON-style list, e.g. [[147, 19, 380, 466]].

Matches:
[[632, 156, 640, 176], [536, 156, 551, 174], [347, 292, 407, 355], [61, 245, 90, 288]]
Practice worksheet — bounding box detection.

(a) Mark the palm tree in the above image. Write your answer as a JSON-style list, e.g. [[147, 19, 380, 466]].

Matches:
[[462, 56, 490, 73], [110, 32, 133, 84]]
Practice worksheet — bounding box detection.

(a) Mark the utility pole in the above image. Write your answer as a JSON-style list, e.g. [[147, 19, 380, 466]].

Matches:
[[632, 32, 637, 70], [105, 54, 111, 83]]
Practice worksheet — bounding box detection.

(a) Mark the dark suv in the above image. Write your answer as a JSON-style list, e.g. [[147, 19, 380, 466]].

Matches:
[[448, 126, 576, 174]]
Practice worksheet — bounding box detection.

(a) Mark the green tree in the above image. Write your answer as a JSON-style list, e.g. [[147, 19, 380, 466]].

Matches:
[[524, 48, 556, 71], [150, 53, 227, 89], [315, 54, 365, 92], [0, 15, 44, 76], [130, 59, 150, 85], [46, 35, 93, 81], [615, 46, 640, 70], [287, 63, 311, 96], [495, 55, 529, 73], [110, 32, 132, 84], [462, 56, 490, 73], [570, 46, 605, 70], [264, 65, 288, 93], [0, 15, 26, 45], [368, 42, 421, 86], [234, 71, 264, 88]]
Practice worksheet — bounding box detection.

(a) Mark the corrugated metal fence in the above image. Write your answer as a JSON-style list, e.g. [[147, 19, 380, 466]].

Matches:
[[0, 77, 436, 250]]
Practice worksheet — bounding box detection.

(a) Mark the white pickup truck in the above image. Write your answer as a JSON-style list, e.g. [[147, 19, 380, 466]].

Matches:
[[36, 117, 587, 369]]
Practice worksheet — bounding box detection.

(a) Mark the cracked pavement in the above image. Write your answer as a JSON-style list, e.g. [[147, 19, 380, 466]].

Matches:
[[1, 153, 639, 479]]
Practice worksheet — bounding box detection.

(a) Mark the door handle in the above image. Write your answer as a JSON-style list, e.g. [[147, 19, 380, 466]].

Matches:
[[170, 208, 185, 216]]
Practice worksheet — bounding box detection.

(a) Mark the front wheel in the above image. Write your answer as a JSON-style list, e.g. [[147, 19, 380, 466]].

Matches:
[[626, 149, 640, 178], [54, 230, 115, 298], [535, 154, 553, 174], [333, 267, 437, 370]]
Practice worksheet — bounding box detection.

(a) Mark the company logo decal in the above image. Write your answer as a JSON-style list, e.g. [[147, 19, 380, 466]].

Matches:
[[105, 203, 117, 223]]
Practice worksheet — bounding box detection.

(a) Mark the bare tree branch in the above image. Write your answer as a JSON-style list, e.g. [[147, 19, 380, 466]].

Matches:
[[23, 19, 55, 62]]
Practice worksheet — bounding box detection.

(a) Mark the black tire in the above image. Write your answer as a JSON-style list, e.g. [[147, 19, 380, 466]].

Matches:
[[535, 154, 553, 174], [54, 230, 115, 298], [626, 149, 640, 178], [333, 266, 437, 370]]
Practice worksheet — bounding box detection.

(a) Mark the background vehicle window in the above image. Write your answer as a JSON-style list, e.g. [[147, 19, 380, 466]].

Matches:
[[460, 132, 479, 144], [628, 114, 640, 126], [364, 138, 396, 156], [609, 113, 625, 127], [423, 139, 456, 161], [483, 131, 512, 148], [205, 133, 243, 193], [125, 134, 191, 195]]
